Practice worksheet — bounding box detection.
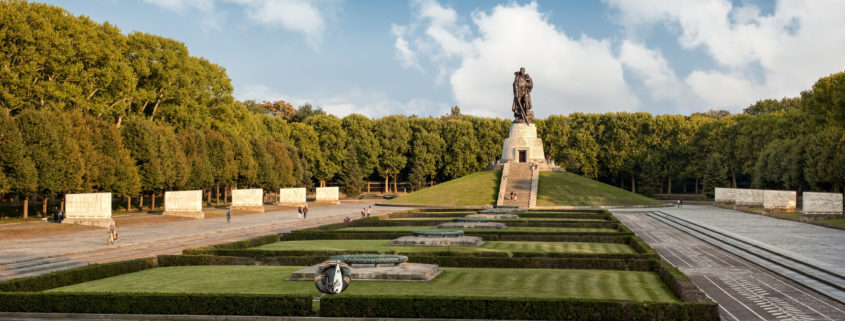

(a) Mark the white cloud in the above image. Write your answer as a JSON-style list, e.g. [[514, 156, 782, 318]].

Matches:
[[395, 1, 638, 117], [391, 24, 422, 71], [144, 0, 328, 48], [236, 85, 452, 118], [605, 0, 845, 111], [619, 41, 684, 103]]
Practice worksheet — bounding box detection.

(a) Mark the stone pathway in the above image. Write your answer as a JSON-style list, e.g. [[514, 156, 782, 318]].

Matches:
[[501, 163, 532, 208], [613, 207, 845, 320]]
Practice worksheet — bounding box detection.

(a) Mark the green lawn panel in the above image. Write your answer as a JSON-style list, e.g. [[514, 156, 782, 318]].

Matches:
[[336, 226, 618, 233], [536, 171, 663, 206], [384, 171, 500, 206], [252, 240, 635, 255]]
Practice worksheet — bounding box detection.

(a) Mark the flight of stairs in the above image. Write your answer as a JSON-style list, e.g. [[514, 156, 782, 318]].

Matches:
[[501, 163, 533, 208]]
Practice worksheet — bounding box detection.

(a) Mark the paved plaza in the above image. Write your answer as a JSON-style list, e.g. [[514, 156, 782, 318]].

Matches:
[[614, 206, 845, 321]]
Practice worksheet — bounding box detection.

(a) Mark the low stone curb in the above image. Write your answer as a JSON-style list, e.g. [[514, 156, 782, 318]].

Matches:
[[533, 203, 675, 210]]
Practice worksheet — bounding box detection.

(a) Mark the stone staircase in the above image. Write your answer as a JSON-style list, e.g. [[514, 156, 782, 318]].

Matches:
[[501, 163, 533, 208]]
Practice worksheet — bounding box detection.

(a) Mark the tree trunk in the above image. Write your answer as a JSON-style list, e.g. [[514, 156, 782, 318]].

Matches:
[[216, 184, 220, 206], [694, 178, 699, 194], [151, 192, 156, 210], [393, 174, 398, 194], [384, 176, 389, 193], [683, 180, 687, 194], [667, 177, 672, 195], [126, 195, 131, 211], [42, 194, 47, 217], [730, 169, 737, 188], [23, 196, 29, 219], [630, 176, 636, 193], [207, 189, 211, 206], [224, 186, 229, 205], [139, 194, 144, 209]]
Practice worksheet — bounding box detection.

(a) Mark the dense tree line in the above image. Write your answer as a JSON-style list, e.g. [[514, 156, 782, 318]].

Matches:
[[1, 1, 843, 219]]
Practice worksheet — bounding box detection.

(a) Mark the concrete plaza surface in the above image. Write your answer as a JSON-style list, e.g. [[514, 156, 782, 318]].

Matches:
[[615, 205, 845, 274], [0, 201, 407, 266]]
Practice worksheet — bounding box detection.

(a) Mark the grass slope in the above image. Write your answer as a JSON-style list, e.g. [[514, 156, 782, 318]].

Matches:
[[384, 171, 500, 206], [537, 172, 663, 206], [253, 240, 635, 255], [336, 226, 618, 233], [50, 266, 675, 302]]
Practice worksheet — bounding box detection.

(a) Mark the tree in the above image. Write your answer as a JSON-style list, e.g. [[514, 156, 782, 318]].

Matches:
[[374, 115, 411, 193], [409, 129, 444, 186], [0, 109, 37, 218], [264, 140, 295, 190], [701, 153, 729, 196], [16, 109, 84, 215], [342, 114, 380, 179], [179, 129, 214, 191], [441, 120, 480, 179], [306, 115, 346, 187], [289, 122, 320, 187], [339, 146, 363, 198], [260, 100, 295, 119], [204, 129, 237, 204], [121, 116, 187, 209], [290, 104, 326, 122]]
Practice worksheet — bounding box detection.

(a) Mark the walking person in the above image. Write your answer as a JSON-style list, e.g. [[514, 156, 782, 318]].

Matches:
[[226, 207, 231, 223], [52, 206, 59, 223], [361, 207, 366, 218], [297, 206, 303, 219], [367, 205, 371, 218], [303, 204, 308, 219]]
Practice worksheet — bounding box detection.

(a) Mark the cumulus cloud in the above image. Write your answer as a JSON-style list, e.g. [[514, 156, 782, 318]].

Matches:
[[618, 41, 684, 104], [394, 1, 639, 118], [144, 0, 328, 48], [391, 24, 422, 71], [605, 0, 845, 111], [236, 85, 452, 118]]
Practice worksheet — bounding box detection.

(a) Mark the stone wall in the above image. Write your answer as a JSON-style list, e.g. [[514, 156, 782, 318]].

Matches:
[[735, 189, 764, 207], [802, 192, 843, 215], [316, 187, 340, 203], [163, 190, 204, 218], [63, 193, 114, 227], [762, 190, 796, 212], [279, 188, 306, 205], [500, 123, 545, 163], [714, 188, 737, 204], [232, 188, 264, 212]]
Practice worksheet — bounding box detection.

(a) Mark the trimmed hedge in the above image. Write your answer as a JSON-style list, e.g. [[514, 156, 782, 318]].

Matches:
[[0, 292, 312, 316], [281, 230, 633, 242], [207, 234, 280, 249], [0, 258, 157, 292], [654, 260, 710, 303], [320, 295, 719, 320], [628, 236, 658, 255], [158, 255, 326, 267], [344, 219, 617, 229]]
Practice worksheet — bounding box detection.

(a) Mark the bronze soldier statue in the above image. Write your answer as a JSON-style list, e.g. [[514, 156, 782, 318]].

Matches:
[[512, 67, 534, 123]]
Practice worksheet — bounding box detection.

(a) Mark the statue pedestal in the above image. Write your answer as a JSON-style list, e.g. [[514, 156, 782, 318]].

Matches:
[[500, 123, 545, 163]]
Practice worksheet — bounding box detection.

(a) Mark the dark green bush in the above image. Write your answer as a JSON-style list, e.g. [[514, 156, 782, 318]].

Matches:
[[209, 234, 280, 249], [654, 260, 710, 302], [0, 258, 157, 292], [320, 295, 719, 320], [157, 255, 325, 267], [0, 292, 312, 316], [280, 231, 632, 242]]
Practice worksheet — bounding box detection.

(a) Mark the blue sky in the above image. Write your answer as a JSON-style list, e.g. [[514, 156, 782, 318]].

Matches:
[[41, 0, 845, 118]]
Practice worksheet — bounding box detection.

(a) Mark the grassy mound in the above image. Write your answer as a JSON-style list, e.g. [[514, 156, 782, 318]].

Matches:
[[537, 172, 662, 206], [383, 170, 500, 206]]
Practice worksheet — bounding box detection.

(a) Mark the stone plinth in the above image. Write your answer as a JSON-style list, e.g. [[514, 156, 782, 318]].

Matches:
[[500, 123, 545, 163], [735, 189, 764, 207], [388, 236, 484, 247], [279, 188, 306, 206], [762, 190, 796, 214], [437, 222, 507, 229], [802, 192, 843, 221], [466, 213, 520, 220], [316, 187, 340, 204], [63, 193, 113, 227], [289, 263, 441, 281], [163, 190, 204, 219], [231, 188, 264, 212], [714, 188, 737, 204]]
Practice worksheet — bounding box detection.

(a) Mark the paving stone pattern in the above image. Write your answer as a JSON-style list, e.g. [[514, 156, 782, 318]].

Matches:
[[614, 210, 845, 321]]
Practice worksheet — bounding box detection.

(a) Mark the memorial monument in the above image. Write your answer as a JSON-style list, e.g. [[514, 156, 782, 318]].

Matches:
[[63, 192, 114, 228], [500, 67, 546, 164], [163, 190, 205, 219], [231, 188, 264, 212]]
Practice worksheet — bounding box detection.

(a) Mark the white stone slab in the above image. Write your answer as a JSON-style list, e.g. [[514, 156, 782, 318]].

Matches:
[[735, 189, 764, 206], [763, 190, 796, 210], [316, 187, 339, 201], [714, 188, 737, 203], [232, 188, 263, 207], [65, 193, 112, 219], [803, 192, 843, 214], [279, 188, 306, 204], [500, 123, 545, 163], [164, 190, 202, 212]]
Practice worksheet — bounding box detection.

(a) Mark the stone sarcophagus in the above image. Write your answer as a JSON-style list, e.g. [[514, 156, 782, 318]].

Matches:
[[231, 188, 264, 212], [762, 190, 796, 214], [735, 189, 764, 207], [63, 193, 114, 228], [714, 187, 737, 204], [316, 187, 340, 204], [163, 190, 204, 219], [802, 192, 843, 221], [279, 188, 306, 206]]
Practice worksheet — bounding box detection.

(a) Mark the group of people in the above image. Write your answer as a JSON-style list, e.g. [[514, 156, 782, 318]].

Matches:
[[297, 204, 309, 219], [52, 206, 63, 223], [360, 205, 372, 218], [509, 191, 519, 200]]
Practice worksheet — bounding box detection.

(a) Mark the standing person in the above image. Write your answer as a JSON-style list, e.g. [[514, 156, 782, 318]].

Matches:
[[52, 206, 59, 223], [677, 200, 681, 208], [361, 207, 366, 218], [58, 208, 63, 223], [226, 207, 231, 223], [367, 205, 371, 217], [297, 206, 303, 219], [303, 204, 308, 219]]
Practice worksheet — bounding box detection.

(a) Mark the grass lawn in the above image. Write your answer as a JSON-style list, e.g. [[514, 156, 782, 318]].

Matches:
[[537, 172, 663, 206], [816, 217, 845, 227], [252, 240, 635, 255], [49, 266, 676, 302], [336, 226, 618, 233], [388, 217, 609, 222], [771, 212, 801, 220], [384, 171, 500, 206]]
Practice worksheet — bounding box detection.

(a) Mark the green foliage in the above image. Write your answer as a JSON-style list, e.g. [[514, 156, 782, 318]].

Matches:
[[339, 145, 363, 197], [120, 116, 188, 192], [321, 296, 718, 320], [442, 120, 481, 179], [701, 153, 728, 195], [342, 114, 380, 178], [0, 109, 37, 196], [15, 109, 84, 196], [0, 258, 157, 292], [305, 115, 346, 184]]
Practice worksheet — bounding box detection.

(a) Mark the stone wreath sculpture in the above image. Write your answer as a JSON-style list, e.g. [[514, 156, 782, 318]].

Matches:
[[453, 217, 492, 222], [329, 254, 408, 265], [412, 230, 464, 237], [314, 260, 351, 295]]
